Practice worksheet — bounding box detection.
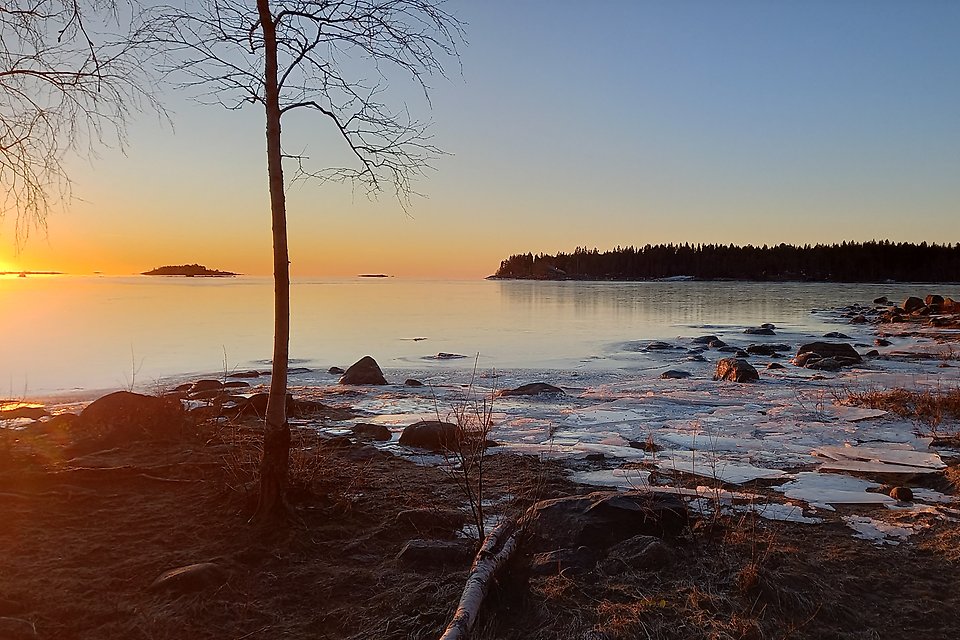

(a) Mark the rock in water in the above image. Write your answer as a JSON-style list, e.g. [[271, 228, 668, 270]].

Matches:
[[794, 342, 862, 367], [339, 356, 387, 385], [352, 423, 392, 441], [902, 296, 924, 313], [398, 420, 462, 451], [497, 383, 564, 397], [744, 327, 776, 335], [714, 358, 759, 382], [660, 370, 691, 379]]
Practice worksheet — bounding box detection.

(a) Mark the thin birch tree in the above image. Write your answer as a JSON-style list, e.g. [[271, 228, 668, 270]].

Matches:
[[149, 0, 462, 521]]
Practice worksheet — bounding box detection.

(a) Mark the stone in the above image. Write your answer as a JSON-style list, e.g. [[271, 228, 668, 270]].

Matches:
[[235, 392, 292, 418], [903, 296, 924, 313], [849, 315, 867, 324], [149, 562, 227, 594], [691, 335, 720, 345], [874, 338, 892, 347], [328, 366, 345, 375], [873, 296, 889, 305], [222, 380, 250, 389], [890, 486, 913, 502], [352, 423, 392, 441], [760, 323, 776, 330], [404, 378, 424, 387], [0, 405, 48, 420], [794, 342, 862, 366], [644, 341, 674, 350], [227, 370, 261, 378], [339, 356, 388, 385], [394, 508, 466, 536], [714, 358, 759, 382], [823, 332, 852, 339], [497, 383, 564, 397], [925, 294, 944, 306], [660, 370, 691, 379], [190, 379, 222, 393], [599, 535, 673, 575], [766, 362, 785, 370], [708, 339, 728, 348], [943, 297, 960, 313], [77, 391, 185, 441], [525, 491, 689, 550], [804, 357, 842, 371], [529, 547, 596, 576], [685, 354, 708, 362], [426, 352, 468, 360], [398, 420, 462, 451], [396, 539, 474, 568], [744, 327, 776, 335]]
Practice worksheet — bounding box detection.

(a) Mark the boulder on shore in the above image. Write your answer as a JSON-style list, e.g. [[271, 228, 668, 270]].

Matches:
[[398, 420, 462, 452], [744, 327, 776, 335], [339, 356, 387, 385], [714, 358, 759, 383], [77, 391, 185, 442], [524, 491, 688, 551], [352, 423, 392, 442], [903, 296, 924, 313]]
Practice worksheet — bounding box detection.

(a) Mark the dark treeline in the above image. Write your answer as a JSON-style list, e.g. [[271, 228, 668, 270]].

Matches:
[[493, 241, 960, 282]]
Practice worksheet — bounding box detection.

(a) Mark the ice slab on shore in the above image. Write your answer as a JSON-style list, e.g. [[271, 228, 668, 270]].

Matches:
[[571, 468, 651, 489], [656, 455, 788, 484], [843, 515, 915, 545], [775, 472, 896, 510], [815, 445, 945, 470]]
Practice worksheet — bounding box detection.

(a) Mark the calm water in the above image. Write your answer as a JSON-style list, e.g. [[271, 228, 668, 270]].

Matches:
[[2, 275, 953, 397]]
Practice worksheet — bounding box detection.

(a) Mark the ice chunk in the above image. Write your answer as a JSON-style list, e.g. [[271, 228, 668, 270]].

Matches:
[[843, 515, 915, 545], [571, 468, 651, 489], [815, 445, 945, 470], [776, 472, 895, 510]]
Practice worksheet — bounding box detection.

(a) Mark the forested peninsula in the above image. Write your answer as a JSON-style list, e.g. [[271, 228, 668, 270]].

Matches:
[[492, 241, 960, 282], [142, 264, 237, 277]]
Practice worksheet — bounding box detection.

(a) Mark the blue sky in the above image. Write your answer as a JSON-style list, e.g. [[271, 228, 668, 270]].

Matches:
[[4, 0, 958, 277]]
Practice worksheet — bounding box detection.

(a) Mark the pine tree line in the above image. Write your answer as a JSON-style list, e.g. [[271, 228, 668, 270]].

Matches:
[[493, 241, 960, 282]]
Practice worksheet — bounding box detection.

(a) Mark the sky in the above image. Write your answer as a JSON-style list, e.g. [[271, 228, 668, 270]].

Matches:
[[2, 0, 959, 278]]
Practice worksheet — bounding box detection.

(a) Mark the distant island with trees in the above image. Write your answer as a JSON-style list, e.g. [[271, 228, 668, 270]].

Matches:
[[142, 264, 238, 277], [492, 241, 960, 282]]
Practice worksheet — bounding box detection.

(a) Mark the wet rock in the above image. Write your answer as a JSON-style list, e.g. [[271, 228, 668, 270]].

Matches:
[[943, 297, 960, 313], [925, 294, 944, 306], [227, 370, 261, 378], [221, 380, 250, 389], [288, 367, 312, 375], [717, 345, 740, 353], [328, 366, 345, 375], [903, 296, 924, 313], [873, 296, 889, 305], [352, 423, 392, 441], [794, 342, 862, 366], [761, 323, 776, 330], [660, 370, 691, 380], [585, 452, 605, 461], [735, 350, 750, 358], [684, 354, 708, 363], [766, 362, 785, 370], [746, 344, 789, 356], [744, 327, 776, 335], [404, 378, 424, 387], [149, 562, 227, 594], [890, 486, 913, 502], [599, 535, 673, 575], [849, 315, 867, 324], [525, 491, 688, 550], [396, 539, 474, 568], [708, 339, 728, 348], [235, 392, 292, 418], [824, 331, 852, 339], [425, 352, 468, 360], [874, 338, 892, 347], [691, 335, 719, 345], [339, 356, 388, 385], [529, 547, 596, 576], [714, 358, 759, 382], [864, 349, 880, 357], [497, 383, 564, 397], [644, 341, 675, 351], [804, 357, 842, 371], [398, 420, 461, 451]]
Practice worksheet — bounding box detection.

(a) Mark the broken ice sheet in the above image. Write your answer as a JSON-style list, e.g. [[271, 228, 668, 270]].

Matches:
[[657, 455, 787, 484], [815, 445, 945, 470], [775, 472, 895, 511], [571, 468, 651, 489], [843, 515, 915, 545], [827, 405, 889, 422]]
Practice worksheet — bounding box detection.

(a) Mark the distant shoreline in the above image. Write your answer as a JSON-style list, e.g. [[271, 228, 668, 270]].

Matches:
[[486, 275, 960, 285]]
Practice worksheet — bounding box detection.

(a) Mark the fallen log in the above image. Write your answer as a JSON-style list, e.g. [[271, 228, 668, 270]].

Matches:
[[439, 518, 519, 640]]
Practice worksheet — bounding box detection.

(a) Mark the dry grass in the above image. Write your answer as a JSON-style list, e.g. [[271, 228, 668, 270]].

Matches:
[[842, 386, 960, 434]]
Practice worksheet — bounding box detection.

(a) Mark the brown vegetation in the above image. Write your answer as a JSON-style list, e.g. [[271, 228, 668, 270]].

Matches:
[[2, 407, 960, 639]]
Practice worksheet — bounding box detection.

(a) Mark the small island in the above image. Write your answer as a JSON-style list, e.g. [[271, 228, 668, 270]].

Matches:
[[141, 263, 238, 277]]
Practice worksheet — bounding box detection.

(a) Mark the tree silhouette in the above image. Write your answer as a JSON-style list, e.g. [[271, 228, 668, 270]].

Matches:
[[150, 0, 462, 521], [1, 1, 157, 242]]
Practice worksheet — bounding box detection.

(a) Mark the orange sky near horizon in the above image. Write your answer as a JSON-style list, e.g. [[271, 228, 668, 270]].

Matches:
[[3, 2, 959, 279]]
